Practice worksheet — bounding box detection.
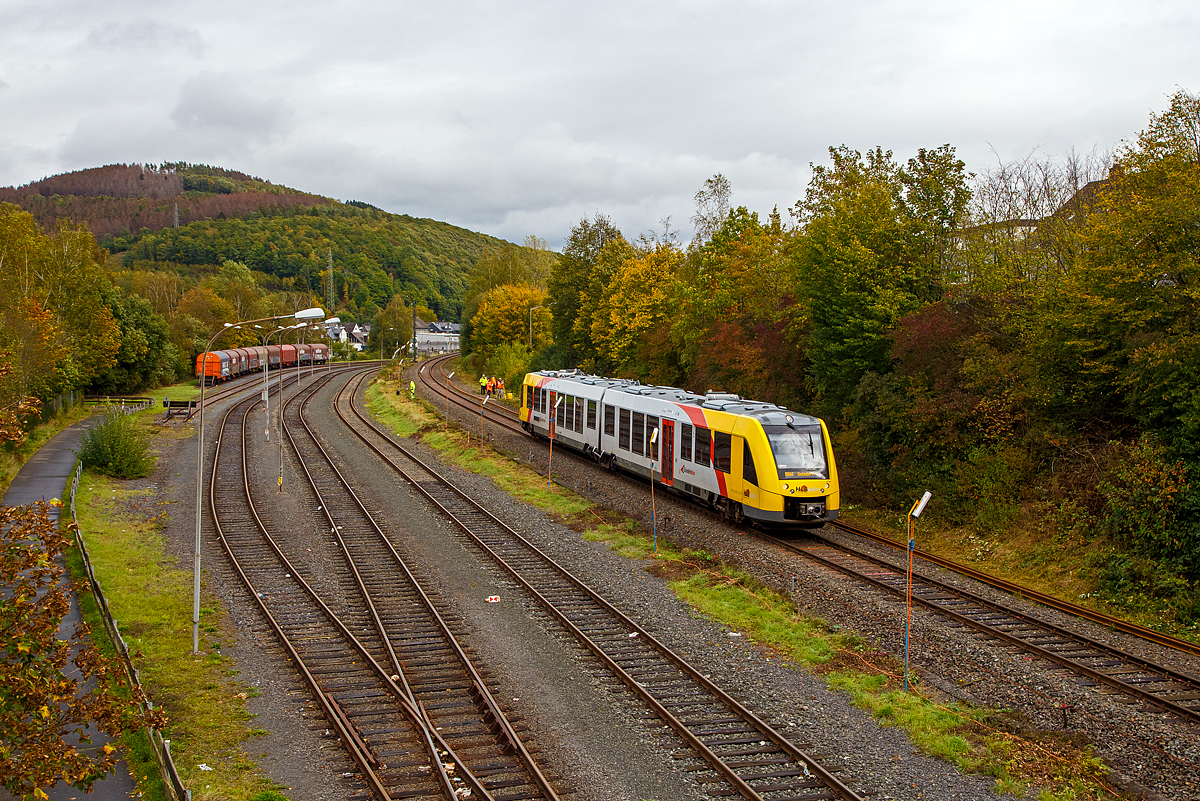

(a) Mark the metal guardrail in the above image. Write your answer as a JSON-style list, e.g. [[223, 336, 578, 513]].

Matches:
[[83, 396, 154, 411], [69, 462, 190, 801]]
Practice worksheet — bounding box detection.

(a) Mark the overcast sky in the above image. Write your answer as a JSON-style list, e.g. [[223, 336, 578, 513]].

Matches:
[[2, 1, 1197, 247]]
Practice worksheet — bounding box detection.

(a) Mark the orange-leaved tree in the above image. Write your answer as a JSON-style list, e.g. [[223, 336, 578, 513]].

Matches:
[[0, 502, 165, 800]]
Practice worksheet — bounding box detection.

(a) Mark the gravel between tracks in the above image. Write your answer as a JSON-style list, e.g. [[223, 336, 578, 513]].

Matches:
[[144, 366, 1200, 801]]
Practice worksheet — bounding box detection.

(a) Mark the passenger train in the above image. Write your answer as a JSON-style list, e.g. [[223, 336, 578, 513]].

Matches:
[[196, 343, 330, 385], [520, 370, 838, 527]]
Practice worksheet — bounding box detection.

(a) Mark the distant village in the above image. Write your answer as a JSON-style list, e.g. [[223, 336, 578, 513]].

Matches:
[[323, 319, 461, 356]]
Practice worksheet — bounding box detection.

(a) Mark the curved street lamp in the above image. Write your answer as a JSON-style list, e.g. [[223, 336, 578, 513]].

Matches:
[[193, 307, 324, 654]]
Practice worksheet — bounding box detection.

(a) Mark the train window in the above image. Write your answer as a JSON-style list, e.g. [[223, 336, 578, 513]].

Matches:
[[587, 400, 597, 430], [764, 425, 828, 478], [713, 431, 731, 473], [556, 395, 565, 428], [528, 385, 535, 410], [743, 440, 759, 486], [681, 424, 693, 461], [564, 395, 575, 431], [646, 416, 658, 461], [575, 397, 584, 433], [631, 412, 644, 456], [618, 408, 631, 450], [604, 404, 615, 437], [695, 427, 711, 466]]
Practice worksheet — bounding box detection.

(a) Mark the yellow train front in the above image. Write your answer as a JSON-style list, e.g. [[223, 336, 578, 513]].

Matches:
[[520, 370, 838, 528]]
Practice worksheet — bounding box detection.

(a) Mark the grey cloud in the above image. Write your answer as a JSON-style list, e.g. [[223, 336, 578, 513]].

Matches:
[[3, 0, 1199, 248], [170, 74, 294, 145], [85, 20, 204, 56]]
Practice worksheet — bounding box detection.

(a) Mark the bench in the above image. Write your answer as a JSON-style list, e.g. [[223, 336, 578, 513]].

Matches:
[[162, 399, 199, 419]]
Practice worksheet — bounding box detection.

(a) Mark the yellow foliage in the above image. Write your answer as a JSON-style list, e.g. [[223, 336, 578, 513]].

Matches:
[[470, 283, 551, 357], [590, 245, 682, 376]]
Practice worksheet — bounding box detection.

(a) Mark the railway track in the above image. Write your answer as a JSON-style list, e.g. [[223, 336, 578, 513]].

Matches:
[[193, 360, 361, 414], [340, 369, 866, 801], [284, 367, 558, 800], [415, 354, 1200, 727], [767, 535, 1200, 724], [208, 367, 542, 800]]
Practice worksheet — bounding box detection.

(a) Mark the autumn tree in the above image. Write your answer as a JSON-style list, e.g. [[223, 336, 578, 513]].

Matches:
[[691, 173, 732, 245], [589, 244, 683, 379], [371, 294, 415, 358], [670, 206, 800, 400], [1041, 89, 1200, 456], [546, 215, 625, 364], [208, 260, 263, 323], [791, 144, 972, 417], [469, 284, 550, 360], [1, 502, 164, 800], [0, 205, 122, 415]]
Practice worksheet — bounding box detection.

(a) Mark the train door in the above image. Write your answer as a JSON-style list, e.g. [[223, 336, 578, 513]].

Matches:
[[661, 419, 675, 487], [548, 390, 557, 439]]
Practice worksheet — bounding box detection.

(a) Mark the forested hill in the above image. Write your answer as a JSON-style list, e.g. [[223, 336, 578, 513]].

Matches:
[[0, 163, 329, 238], [0, 162, 510, 321]]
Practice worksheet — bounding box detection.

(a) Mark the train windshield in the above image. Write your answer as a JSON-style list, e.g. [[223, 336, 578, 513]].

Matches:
[[763, 425, 827, 479]]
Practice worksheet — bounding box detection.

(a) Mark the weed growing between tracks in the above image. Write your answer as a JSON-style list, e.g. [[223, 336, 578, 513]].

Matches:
[[371, 375, 1119, 801], [71, 472, 287, 801]]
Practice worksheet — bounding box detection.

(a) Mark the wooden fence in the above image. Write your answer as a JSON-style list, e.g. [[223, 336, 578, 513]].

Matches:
[[69, 462, 190, 801]]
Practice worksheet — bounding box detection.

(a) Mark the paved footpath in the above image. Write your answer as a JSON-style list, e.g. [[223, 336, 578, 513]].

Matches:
[[1, 419, 137, 801]]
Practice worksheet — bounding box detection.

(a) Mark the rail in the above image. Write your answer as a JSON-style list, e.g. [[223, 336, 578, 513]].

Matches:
[[348, 369, 864, 800]]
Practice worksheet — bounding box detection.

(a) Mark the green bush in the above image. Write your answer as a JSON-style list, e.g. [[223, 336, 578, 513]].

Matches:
[[77, 406, 154, 478], [249, 791, 289, 801]]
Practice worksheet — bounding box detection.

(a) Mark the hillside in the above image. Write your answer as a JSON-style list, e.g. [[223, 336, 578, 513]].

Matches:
[[0, 163, 329, 238], [0, 162, 510, 321]]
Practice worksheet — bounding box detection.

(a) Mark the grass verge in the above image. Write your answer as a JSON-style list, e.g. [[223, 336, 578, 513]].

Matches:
[[368, 372, 1121, 800], [71, 470, 285, 801]]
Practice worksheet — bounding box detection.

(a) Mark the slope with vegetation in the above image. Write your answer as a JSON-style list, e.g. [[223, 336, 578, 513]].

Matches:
[[0, 160, 522, 441]]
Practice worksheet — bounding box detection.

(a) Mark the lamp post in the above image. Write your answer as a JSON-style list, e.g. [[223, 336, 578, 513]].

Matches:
[[267, 323, 301, 449], [904, 490, 932, 692], [193, 307, 324, 654], [315, 317, 338, 379], [547, 395, 563, 488], [282, 321, 321, 492], [529, 305, 542, 350], [252, 325, 272, 442]]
